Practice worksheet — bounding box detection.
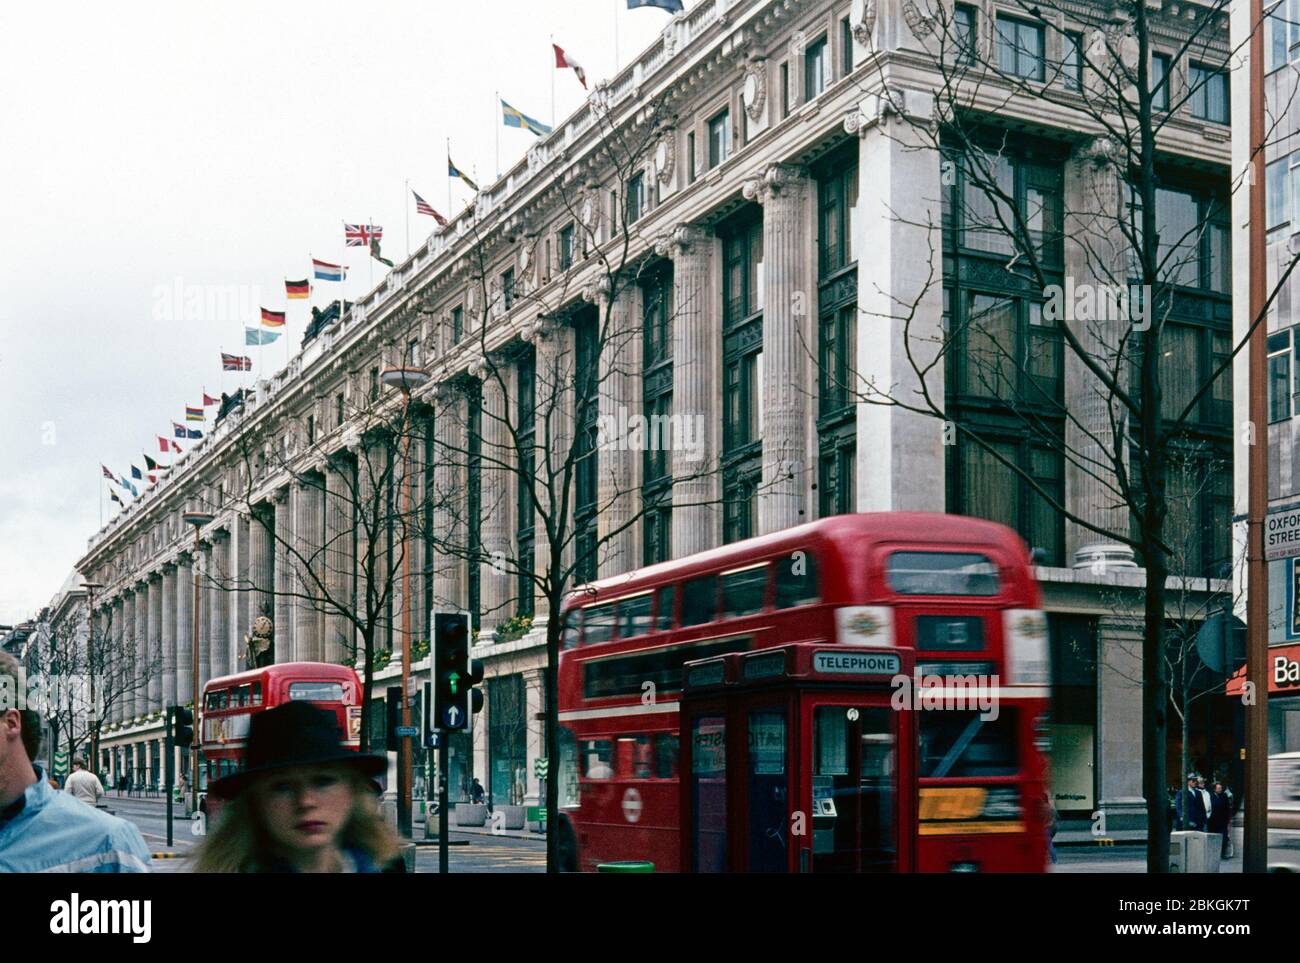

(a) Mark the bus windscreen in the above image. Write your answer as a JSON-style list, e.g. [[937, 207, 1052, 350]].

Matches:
[[887, 552, 1000, 596]]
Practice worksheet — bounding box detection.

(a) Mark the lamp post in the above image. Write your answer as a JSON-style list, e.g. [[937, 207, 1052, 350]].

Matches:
[[82, 580, 103, 774], [182, 511, 214, 814], [380, 364, 430, 840]]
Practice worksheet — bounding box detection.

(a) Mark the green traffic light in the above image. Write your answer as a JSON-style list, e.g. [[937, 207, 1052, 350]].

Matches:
[[449, 672, 460, 695]]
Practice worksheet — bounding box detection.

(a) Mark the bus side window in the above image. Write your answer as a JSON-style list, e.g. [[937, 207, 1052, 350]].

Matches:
[[681, 575, 719, 626], [562, 608, 582, 649], [775, 550, 819, 609], [251, 682, 263, 706], [619, 595, 653, 639], [582, 739, 614, 780], [584, 603, 618, 645], [721, 564, 769, 618], [655, 733, 679, 778], [654, 585, 676, 631], [216, 690, 228, 710]]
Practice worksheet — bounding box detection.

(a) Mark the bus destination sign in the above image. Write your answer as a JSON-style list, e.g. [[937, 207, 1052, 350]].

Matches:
[[813, 651, 902, 676]]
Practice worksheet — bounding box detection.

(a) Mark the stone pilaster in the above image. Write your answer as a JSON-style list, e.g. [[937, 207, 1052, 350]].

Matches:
[[133, 584, 147, 719], [111, 596, 126, 723], [1095, 615, 1147, 831], [248, 504, 275, 655], [596, 284, 644, 575], [432, 384, 467, 613], [744, 163, 813, 533], [523, 667, 545, 807], [208, 531, 229, 683], [161, 564, 177, 708], [197, 540, 213, 689], [147, 574, 163, 711], [323, 460, 353, 664], [293, 476, 324, 662], [475, 360, 515, 633], [525, 320, 574, 616], [847, 93, 946, 512], [175, 554, 194, 705], [659, 224, 721, 557], [232, 513, 251, 674], [273, 487, 294, 664]]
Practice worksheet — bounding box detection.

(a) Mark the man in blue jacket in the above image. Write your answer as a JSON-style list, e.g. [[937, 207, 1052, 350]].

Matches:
[[0, 651, 151, 872]]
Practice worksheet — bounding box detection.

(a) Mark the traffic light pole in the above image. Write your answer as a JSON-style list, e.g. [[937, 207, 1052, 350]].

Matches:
[[438, 734, 449, 874], [164, 707, 174, 847]]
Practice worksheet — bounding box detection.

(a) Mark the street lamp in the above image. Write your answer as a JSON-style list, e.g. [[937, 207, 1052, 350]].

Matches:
[[380, 364, 430, 840], [181, 511, 214, 814], [82, 580, 103, 775]]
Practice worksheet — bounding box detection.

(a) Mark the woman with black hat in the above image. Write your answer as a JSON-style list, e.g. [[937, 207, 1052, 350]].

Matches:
[[189, 701, 400, 873]]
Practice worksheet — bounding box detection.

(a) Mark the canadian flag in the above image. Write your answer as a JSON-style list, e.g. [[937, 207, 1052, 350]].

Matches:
[[553, 43, 587, 89]]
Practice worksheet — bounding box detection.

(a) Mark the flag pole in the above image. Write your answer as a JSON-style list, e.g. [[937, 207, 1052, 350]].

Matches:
[[551, 35, 556, 129], [614, 0, 621, 71], [368, 218, 374, 291], [495, 90, 501, 180], [446, 138, 452, 214], [405, 179, 411, 260]]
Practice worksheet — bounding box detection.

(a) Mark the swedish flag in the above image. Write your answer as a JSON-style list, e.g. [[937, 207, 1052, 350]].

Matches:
[[501, 99, 552, 137]]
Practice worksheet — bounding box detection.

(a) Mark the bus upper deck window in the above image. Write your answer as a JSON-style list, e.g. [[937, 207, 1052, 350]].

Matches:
[[619, 594, 654, 638], [584, 603, 618, 646], [887, 552, 1000, 596], [775, 550, 819, 608], [681, 575, 719, 626], [562, 609, 582, 649], [216, 690, 228, 710], [655, 585, 676, 630], [721, 565, 768, 618], [250, 682, 263, 706]]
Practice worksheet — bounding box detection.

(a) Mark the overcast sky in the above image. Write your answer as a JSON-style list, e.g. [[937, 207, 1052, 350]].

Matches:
[[0, 0, 673, 625]]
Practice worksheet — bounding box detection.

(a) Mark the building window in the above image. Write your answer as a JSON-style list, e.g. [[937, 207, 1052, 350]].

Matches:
[[1266, 0, 1289, 73], [780, 62, 791, 117], [335, 393, 345, 427], [1271, 331, 1292, 423], [995, 14, 1045, 81], [487, 674, 526, 804], [1142, 187, 1232, 292], [558, 223, 575, 270], [408, 338, 420, 367], [451, 304, 464, 343], [306, 414, 315, 446], [841, 18, 854, 75], [1152, 53, 1171, 111], [708, 109, 730, 169], [804, 34, 828, 101], [1062, 31, 1083, 90], [721, 210, 763, 544], [954, 4, 977, 66], [501, 268, 516, 310], [1268, 158, 1291, 231], [627, 172, 645, 225], [687, 131, 697, 183], [369, 366, 379, 402], [642, 264, 674, 565], [516, 347, 535, 617], [1189, 62, 1229, 123]]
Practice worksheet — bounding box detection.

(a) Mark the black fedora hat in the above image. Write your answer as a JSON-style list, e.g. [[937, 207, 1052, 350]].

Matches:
[[210, 701, 386, 799]]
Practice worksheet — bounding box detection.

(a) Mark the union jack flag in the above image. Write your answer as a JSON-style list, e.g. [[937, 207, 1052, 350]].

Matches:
[[221, 352, 253, 371], [344, 223, 382, 247]]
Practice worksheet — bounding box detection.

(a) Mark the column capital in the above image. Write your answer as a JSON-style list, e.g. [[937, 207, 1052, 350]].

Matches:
[[653, 223, 710, 257], [580, 274, 613, 308], [843, 86, 934, 137], [741, 163, 805, 204], [519, 316, 565, 345]]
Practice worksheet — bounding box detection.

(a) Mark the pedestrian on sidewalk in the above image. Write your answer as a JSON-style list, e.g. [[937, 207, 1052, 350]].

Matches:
[[64, 755, 104, 808], [1175, 773, 1207, 831], [1208, 779, 1235, 858], [188, 701, 400, 873], [0, 652, 150, 872]]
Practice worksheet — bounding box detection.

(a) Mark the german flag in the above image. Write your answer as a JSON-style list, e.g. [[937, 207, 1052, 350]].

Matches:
[[285, 279, 310, 299], [261, 307, 286, 327]]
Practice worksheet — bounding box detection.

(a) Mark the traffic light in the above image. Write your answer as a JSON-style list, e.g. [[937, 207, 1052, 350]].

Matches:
[[434, 612, 483, 730], [170, 705, 194, 749]]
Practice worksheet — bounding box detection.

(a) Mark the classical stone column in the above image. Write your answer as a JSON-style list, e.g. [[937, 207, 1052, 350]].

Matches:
[[293, 475, 324, 662], [147, 573, 163, 711], [322, 462, 353, 665], [110, 596, 126, 724], [523, 667, 545, 808], [658, 224, 721, 557], [133, 582, 147, 719], [847, 93, 946, 513], [595, 283, 644, 575], [1063, 137, 1133, 566], [208, 531, 229, 683], [432, 384, 467, 613], [198, 539, 213, 689], [745, 163, 813, 534], [475, 361, 515, 633], [248, 504, 274, 654], [161, 565, 177, 708], [273, 487, 295, 664], [526, 320, 574, 617], [1095, 615, 1147, 831], [231, 513, 251, 674], [175, 553, 194, 706]]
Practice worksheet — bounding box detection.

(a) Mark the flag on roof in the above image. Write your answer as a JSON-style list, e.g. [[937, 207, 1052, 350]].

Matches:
[[627, 0, 683, 12], [285, 279, 310, 299], [186, 406, 204, 421], [261, 308, 286, 327], [448, 157, 478, 192], [144, 454, 168, 472], [370, 237, 394, 268], [412, 190, 448, 226], [110, 489, 124, 507], [202, 392, 219, 406], [187, 427, 202, 439], [101, 464, 115, 481], [130, 465, 143, 481], [344, 224, 381, 247], [553, 44, 587, 89], [246, 327, 281, 346], [501, 99, 552, 136], [312, 258, 346, 282], [222, 353, 253, 371]]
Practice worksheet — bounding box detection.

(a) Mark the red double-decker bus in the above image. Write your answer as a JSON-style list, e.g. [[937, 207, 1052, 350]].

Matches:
[[199, 662, 364, 819], [555, 513, 1051, 873]]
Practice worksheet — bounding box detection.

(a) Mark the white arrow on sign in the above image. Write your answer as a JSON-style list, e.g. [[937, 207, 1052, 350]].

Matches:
[[444, 705, 461, 727], [622, 787, 643, 824]]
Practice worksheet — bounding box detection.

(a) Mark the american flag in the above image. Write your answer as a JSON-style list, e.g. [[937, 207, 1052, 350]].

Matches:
[[221, 352, 253, 371], [412, 190, 448, 227], [344, 223, 382, 247]]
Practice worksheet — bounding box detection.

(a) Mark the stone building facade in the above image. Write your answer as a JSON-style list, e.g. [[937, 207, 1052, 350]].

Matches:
[[77, 0, 1233, 826]]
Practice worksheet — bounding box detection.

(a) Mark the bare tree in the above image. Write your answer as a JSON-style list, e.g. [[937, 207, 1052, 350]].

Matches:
[[832, 0, 1296, 869]]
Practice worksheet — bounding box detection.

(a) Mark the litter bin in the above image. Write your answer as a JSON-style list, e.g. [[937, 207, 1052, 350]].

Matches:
[[597, 861, 655, 873], [1170, 831, 1221, 873]]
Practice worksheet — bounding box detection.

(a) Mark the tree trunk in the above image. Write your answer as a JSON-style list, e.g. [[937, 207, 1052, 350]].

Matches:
[[1143, 544, 1170, 871], [360, 629, 375, 753], [545, 588, 561, 874]]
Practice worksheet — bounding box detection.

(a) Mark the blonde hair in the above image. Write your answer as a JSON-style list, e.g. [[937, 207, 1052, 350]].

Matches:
[[188, 769, 400, 873]]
